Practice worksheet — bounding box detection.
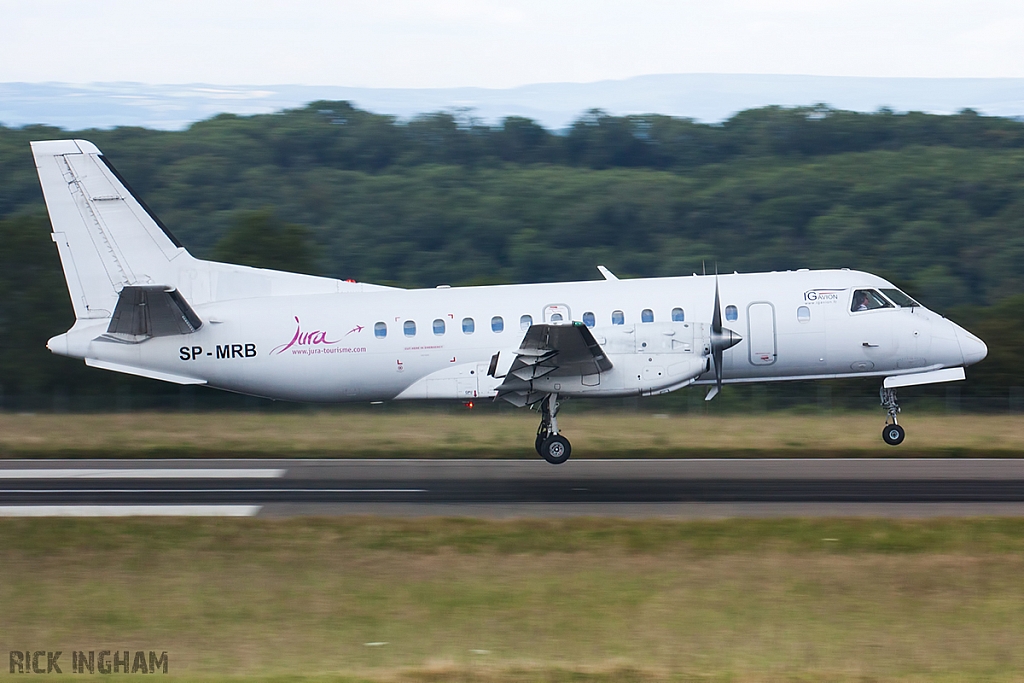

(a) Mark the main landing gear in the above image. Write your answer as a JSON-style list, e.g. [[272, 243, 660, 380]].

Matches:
[[536, 393, 571, 464], [880, 386, 906, 446]]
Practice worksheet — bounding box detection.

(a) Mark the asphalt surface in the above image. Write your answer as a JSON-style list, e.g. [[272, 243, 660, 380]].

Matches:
[[2, 459, 1024, 517]]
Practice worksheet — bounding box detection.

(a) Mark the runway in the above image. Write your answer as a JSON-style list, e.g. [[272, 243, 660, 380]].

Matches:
[[2, 458, 1024, 517]]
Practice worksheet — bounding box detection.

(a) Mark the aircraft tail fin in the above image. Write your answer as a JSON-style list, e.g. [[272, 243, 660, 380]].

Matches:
[[31, 139, 191, 320]]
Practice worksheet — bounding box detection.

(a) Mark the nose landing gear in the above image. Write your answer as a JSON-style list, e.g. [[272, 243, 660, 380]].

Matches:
[[536, 393, 571, 464], [880, 386, 906, 446]]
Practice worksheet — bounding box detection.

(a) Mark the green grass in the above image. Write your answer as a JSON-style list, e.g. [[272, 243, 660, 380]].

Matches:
[[2, 411, 1024, 458], [4, 518, 1024, 681]]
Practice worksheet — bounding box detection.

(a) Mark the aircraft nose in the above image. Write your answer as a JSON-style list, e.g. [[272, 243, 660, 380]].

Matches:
[[954, 325, 988, 366]]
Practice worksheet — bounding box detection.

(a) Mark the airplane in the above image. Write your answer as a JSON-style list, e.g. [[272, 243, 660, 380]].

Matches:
[[31, 139, 988, 464]]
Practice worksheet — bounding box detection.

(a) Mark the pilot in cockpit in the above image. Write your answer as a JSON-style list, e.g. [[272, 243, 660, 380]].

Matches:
[[852, 289, 892, 312]]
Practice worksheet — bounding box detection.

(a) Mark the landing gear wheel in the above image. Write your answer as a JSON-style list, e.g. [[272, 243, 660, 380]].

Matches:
[[534, 392, 570, 463], [882, 423, 905, 446], [879, 386, 905, 446], [540, 435, 572, 465]]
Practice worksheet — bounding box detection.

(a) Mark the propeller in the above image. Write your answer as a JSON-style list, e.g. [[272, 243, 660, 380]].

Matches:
[[705, 276, 742, 401]]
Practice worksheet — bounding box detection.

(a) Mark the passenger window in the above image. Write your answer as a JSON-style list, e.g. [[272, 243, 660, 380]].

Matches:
[[491, 316, 504, 333], [851, 289, 894, 312], [374, 322, 387, 338], [725, 305, 738, 321], [641, 309, 654, 323], [432, 318, 445, 336], [403, 320, 416, 337], [612, 310, 624, 325], [520, 314, 533, 330], [671, 307, 684, 322], [797, 306, 811, 322], [462, 317, 475, 334], [550, 313, 563, 322], [582, 311, 595, 327]]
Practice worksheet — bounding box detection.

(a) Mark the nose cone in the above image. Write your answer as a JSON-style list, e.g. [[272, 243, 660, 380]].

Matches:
[[955, 325, 988, 366]]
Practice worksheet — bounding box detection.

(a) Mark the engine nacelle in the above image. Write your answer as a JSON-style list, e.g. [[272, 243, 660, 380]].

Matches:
[[529, 322, 710, 398]]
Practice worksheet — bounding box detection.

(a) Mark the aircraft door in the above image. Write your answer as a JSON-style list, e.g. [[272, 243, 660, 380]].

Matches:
[[476, 363, 501, 398], [544, 304, 570, 324], [747, 302, 777, 366]]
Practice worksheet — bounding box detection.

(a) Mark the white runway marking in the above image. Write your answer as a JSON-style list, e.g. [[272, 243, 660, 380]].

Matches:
[[0, 469, 285, 479], [0, 489, 426, 494], [0, 505, 262, 517]]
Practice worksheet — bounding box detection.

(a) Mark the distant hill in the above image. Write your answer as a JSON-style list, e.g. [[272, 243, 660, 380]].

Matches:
[[3, 74, 1024, 131]]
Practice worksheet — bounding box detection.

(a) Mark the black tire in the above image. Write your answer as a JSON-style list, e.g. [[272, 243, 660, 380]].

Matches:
[[535, 433, 546, 455], [540, 435, 572, 465], [882, 423, 906, 446]]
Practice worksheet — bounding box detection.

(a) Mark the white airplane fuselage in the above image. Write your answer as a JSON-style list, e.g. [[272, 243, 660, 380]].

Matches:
[[50, 268, 985, 403]]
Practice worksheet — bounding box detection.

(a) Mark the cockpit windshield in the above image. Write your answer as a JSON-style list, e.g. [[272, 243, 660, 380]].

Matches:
[[880, 288, 920, 308], [851, 289, 894, 312]]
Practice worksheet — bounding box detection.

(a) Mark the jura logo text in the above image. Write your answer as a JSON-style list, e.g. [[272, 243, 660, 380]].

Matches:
[[272, 317, 341, 355]]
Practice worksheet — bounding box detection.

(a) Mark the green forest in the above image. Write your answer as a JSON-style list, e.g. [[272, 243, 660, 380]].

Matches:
[[1, 102, 1022, 409]]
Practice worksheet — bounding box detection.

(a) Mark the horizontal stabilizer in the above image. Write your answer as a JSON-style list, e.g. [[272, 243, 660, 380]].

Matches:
[[101, 285, 202, 343], [85, 359, 206, 385]]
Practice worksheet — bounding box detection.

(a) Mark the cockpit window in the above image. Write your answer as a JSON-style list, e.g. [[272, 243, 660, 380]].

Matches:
[[851, 289, 894, 312], [880, 288, 920, 308]]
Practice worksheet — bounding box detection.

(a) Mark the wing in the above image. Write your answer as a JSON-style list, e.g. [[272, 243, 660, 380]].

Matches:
[[495, 322, 612, 405]]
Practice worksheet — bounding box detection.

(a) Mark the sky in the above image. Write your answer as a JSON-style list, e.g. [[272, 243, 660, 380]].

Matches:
[[2, 0, 1023, 88]]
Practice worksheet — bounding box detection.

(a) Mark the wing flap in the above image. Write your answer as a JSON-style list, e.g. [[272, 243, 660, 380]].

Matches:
[[496, 322, 613, 404], [517, 322, 612, 374]]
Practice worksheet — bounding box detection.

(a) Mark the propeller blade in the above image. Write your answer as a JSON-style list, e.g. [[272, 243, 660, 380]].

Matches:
[[711, 277, 722, 334], [706, 274, 740, 401], [705, 346, 724, 401]]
